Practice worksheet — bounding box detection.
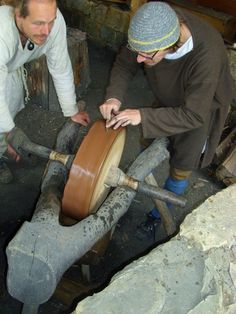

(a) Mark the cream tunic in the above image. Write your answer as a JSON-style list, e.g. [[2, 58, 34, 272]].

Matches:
[[0, 5, 78, 154]]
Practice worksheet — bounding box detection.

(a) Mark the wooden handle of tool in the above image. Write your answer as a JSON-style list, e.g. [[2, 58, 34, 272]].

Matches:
[[145, 173, 177, 236]]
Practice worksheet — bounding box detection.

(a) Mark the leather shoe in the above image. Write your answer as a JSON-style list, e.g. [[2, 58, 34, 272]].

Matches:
[[137, 214, 161, 241]]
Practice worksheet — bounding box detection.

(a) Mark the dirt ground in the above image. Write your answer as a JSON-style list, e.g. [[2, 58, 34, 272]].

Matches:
[[0, 41, 225, 313]]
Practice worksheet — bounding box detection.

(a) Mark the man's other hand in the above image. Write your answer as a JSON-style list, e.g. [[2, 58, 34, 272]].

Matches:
[[7, 144, 20, 162], [71, 111, 90, 126], [99, 98, 121, 121], [106, 109, 141, 129]]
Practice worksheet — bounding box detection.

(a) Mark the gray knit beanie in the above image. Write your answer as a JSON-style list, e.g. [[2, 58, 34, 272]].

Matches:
[[128, 2, 180, 52]]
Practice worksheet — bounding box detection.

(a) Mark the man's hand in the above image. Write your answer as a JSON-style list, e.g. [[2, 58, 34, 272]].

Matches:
[[106, 109, 141, 129], [71, 111, 90, 126], [7, 144, 21, 162], [99, 98, 121, 121]]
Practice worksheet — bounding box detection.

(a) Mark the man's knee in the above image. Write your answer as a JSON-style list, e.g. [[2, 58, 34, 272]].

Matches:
[[170, 167, 192, 181]]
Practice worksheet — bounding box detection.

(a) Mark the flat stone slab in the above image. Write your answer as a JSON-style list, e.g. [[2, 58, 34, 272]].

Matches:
[[74, 184, 236, 314]]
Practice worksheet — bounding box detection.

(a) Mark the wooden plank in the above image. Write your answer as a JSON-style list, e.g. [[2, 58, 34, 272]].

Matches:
[[193, 0, 236, 17], [129, 0, 147, 13], [101, 0, 147, 12], [214, 127, 236, 165], [79, 231, 112, 266], [54, 276, 99, 306], [25, 56, 49, 110], [0, 0, 14, 4], [67, 28, 91, 102], [26, 28, 90, 112], [167, 0, 236, 43], [102, 0, 128, 3], [145, 173, 177, 236], [216, 144, 236, 182], [223, 176, 236, 186], [48, 28, 91, 112]]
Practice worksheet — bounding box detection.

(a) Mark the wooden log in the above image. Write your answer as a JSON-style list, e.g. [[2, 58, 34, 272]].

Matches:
[[192, 0, 236, 18], [26, 28, 90, 111], [223, 176, 236, 186], [0, 0, 14, 4], [25, 56, 49, 110], [129, 0, 147, 13], [145, 173, 177, 237], [216, 144, 236, 184], [54, 277, 99, 306], [167, 0, 236, 43], [214, 127, 236, 165], [101, 0, 128, 4]]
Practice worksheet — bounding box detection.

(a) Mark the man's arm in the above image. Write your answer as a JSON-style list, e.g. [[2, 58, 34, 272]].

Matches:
[[45, 9, 89, 125], [105, 46, 139, 101], [0, 51, 15, 134], [100, 46, 140, 121]]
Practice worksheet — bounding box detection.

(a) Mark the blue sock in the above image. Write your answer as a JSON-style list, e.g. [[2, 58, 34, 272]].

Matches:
[[149, 207, 161, 219], [149, 176, 188, 215], [164, 177, 188, 208], [164, 177, 188, 195]]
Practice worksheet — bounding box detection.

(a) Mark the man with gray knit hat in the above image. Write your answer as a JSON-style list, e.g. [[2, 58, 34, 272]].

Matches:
[[100, 1, 236, 231], [128, 0, 180, 52]]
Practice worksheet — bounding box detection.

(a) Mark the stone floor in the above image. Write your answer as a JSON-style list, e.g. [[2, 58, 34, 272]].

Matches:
[[0, 41, 225, 314]]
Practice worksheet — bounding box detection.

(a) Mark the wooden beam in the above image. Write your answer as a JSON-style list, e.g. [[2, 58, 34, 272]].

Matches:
[[54, 277, 99, 306], [216, 144, 236, 183], [215, 127, 236, 165], [129, 0, 147, 13], [167, 0, 236, 43], [26, 28, 90, 112], [193, 0, 236, 17]]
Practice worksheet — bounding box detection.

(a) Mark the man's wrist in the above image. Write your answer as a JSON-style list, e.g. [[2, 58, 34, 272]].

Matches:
[[105, 98, 121, 106], [106, 98, 119, 102]]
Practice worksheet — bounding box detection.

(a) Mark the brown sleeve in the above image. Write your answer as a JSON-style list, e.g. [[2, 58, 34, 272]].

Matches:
[[105, 46, 140, 103], [140, 51, 228, 138]]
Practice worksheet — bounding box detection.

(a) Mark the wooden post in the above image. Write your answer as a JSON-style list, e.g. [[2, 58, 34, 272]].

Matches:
[[214, 127, 236, 164], [216, 145, 236, 185], [129, 0, 147, 14], [26, 28, 90, 111], [167, 0, 236, 43], [193, 0, 236, 17]]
